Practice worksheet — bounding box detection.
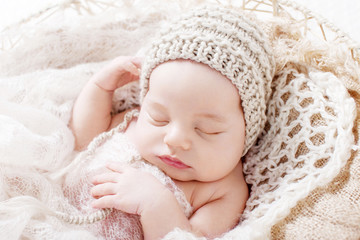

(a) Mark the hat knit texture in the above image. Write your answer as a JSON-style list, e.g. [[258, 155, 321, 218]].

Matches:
[[140, 5, 275, 155]]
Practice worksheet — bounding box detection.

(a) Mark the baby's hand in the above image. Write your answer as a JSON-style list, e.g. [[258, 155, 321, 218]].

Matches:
[[91, 56, 142, 92], [91, 163, 171, 215]]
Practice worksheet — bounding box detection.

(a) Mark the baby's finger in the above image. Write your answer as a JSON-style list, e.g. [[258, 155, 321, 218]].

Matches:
[[91, 182, 116, 197], [91, 172, 122, 184], [92, 195, 139, 215], [106, 162, 134, 173], [91, 195, 116, 209], [123, 61, 140, 76], [131, 56, 143, 68]]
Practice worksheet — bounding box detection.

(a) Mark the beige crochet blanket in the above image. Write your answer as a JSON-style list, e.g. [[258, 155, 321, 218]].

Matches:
[[0, 1, 359, 239]]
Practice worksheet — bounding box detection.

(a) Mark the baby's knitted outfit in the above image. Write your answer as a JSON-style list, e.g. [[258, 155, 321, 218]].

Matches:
[[140, 6, 276, 155]]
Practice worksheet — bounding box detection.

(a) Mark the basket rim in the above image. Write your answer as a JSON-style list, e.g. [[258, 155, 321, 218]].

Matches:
[[0, 0, 359, 63]]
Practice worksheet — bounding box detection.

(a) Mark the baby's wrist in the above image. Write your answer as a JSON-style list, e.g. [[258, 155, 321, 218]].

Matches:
[[140, 188, 191, 239], [89, 70, 118, 92]]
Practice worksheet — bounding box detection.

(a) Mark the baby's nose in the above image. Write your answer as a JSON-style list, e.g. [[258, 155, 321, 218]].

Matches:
[[163, 125, 191, 151]]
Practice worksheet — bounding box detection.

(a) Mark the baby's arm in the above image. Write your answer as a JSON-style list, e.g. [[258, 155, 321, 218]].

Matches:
[[70, 56, 141, 150], [187, 189, 248, 237], [91, 164, 248, 239]]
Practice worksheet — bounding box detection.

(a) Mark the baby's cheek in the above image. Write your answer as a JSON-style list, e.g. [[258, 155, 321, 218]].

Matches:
[[134, 122, 159, 154]]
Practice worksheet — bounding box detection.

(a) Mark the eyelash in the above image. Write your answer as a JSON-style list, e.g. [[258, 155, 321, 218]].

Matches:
[[195, 127, 223, 136], [147, 112, 223, 135], [147, 112, 169, 126]]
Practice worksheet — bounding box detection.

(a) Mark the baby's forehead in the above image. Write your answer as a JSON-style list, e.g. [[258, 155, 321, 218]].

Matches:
[[146, 59, 241, 108]]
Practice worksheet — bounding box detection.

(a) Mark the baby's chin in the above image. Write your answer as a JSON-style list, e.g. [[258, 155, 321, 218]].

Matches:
[[163, 169, 218, 183]]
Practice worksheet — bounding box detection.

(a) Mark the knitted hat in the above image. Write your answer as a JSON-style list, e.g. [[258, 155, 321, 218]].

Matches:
[[140, 5, 275, 155]]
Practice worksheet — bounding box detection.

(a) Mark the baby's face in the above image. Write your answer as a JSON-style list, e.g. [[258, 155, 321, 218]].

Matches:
[[133, 60, 245, 182]]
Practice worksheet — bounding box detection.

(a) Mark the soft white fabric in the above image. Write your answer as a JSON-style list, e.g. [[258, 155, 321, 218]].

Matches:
[[0, 64, 192, 239]]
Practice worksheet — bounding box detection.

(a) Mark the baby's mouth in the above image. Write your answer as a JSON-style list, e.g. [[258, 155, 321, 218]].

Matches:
[[158, 155, 190, 169]]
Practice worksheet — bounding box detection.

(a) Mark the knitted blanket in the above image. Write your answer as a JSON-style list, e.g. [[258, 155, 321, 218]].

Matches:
[[1, 1, 359, 239]]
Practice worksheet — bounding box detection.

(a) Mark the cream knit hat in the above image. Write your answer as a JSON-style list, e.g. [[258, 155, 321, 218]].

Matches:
[[140, 5, 275, 155]]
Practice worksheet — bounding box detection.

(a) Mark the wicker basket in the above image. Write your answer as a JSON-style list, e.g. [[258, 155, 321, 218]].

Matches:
[[1, 0, 359, 60]]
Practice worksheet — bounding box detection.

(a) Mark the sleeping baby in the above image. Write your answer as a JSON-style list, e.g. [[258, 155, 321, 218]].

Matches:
[[69, 5, 274, 239]]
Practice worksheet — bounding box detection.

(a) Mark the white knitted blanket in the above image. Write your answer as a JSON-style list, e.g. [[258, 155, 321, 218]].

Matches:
[[0, 1, 358, 239]]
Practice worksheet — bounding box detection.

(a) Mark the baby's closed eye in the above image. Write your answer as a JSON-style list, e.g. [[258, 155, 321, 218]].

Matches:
[[195, 127, 224, 135], [146, 111, 169, 126]]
